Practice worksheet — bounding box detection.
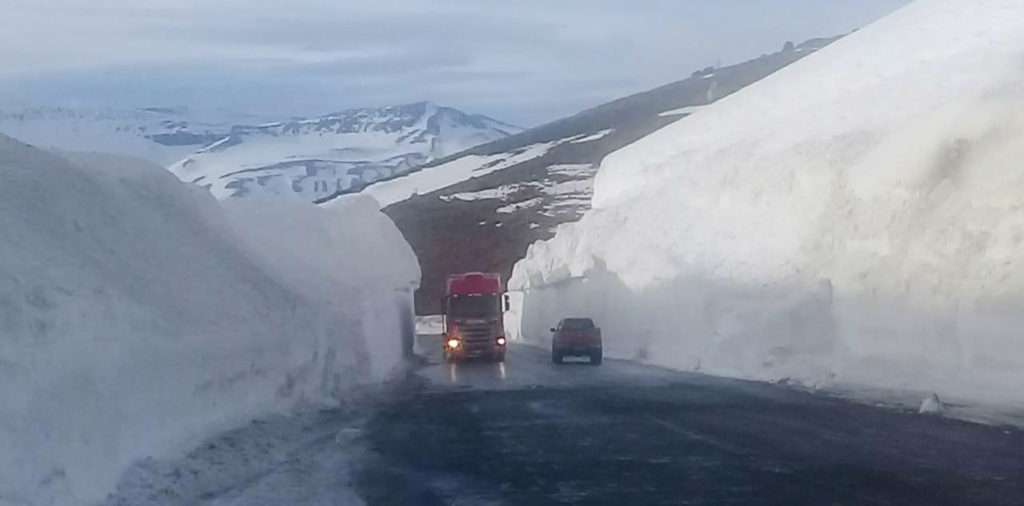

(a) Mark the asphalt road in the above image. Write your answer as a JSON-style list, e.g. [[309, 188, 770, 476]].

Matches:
[[354, 338, 1024, 506]]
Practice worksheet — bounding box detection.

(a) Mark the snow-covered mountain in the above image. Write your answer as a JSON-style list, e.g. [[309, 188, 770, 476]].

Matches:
[[0, 106, 251, 165], [510, 0, 1024, 404], [169, 102, 521, 201]]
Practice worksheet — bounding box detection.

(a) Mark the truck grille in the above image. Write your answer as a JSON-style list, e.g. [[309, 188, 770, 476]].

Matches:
[[458, 319, 496, 346]]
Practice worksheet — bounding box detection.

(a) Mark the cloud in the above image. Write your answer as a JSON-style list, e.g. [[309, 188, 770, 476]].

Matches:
[[0, 0, 912, 125]]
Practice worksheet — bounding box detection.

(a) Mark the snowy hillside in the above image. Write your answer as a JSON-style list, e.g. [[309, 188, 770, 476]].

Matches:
[[171, 102, 520, 201], [0, 106, 248, 165], [370, 37, 838, 314], [0, 135, 418, 505], [510, 0, 1024, 405], [356, 130, 609, 208]]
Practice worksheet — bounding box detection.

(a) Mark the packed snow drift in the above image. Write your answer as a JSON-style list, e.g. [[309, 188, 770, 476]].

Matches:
[[0, 135, 419, 505], [509, 0, 1024, 405]]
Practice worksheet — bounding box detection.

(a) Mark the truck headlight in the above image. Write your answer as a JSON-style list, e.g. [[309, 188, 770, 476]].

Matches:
[[496, 337, 507, 346], [447, 338, 461, 349]]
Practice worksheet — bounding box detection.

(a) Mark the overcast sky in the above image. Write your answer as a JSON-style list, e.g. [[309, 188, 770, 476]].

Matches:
[[0, 0, 911, 126]]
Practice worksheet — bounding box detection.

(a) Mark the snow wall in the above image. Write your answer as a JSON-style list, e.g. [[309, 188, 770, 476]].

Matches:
[[0, 137, 419, 505], [509, 0, 1024, 405]]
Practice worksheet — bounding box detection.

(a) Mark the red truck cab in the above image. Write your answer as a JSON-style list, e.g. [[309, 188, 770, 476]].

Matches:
[[442, 272, 509, 363]]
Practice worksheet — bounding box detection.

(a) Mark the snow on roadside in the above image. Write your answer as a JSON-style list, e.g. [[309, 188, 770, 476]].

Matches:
[[101, 410, 368, 506], [0, 137, 418, 505], [509, 0, 1024, 409], [415, 315, 444, 336]]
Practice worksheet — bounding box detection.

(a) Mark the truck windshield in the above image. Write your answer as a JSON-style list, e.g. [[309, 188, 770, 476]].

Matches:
[[448, 295, 500, 318]]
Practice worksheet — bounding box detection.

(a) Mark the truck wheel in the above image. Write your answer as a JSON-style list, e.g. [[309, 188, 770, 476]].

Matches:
[[552, 351, 563, 364], [493, 352, 506, 363], [590, 351, 602, 365]]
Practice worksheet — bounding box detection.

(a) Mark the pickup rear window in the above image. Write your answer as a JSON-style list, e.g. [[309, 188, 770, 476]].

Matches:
[[561, 318, 595, 330]]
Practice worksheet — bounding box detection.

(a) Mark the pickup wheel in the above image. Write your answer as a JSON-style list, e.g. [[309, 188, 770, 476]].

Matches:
[[590, 350, 603, 365], [552, 351, 564, 364]]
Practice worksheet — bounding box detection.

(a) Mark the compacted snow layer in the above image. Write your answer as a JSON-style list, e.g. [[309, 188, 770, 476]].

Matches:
[[0, 137, 418, 505], [509, 0, 1024, 406]]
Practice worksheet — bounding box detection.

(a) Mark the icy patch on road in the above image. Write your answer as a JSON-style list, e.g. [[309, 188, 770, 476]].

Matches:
[[101, 410, 367, 506]]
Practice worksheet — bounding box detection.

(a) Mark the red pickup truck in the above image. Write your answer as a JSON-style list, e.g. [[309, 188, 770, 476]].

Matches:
[[551, 318, 602, 365]]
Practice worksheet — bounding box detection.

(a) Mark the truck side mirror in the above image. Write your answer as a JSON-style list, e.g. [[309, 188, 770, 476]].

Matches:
[[503, 294, 511, 311], [550, 328, 557, 332]]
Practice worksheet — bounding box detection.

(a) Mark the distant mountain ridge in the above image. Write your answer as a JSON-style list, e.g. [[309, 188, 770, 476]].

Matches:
[[0, 101, 521, 203], [0, 106, 250, 165], [168, 101, 520, 201]]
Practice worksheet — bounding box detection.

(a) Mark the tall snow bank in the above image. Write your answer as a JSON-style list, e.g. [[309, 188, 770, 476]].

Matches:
[[510, 0, 1024, 404], [0, 138, 418, 505]]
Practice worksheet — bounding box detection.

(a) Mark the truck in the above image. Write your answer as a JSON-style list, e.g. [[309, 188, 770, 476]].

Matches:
[[441, 272, 509, 363], [551, 317, 602, 365]]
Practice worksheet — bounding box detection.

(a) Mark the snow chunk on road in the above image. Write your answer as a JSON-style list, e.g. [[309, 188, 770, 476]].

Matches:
[[920, 394, 946, 415], [509, 0, 1024, 406], [0, 137, 418, 505]]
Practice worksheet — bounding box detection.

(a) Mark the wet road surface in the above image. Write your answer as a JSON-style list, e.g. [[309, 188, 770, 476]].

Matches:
[[355, 339, 1024, 505]]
